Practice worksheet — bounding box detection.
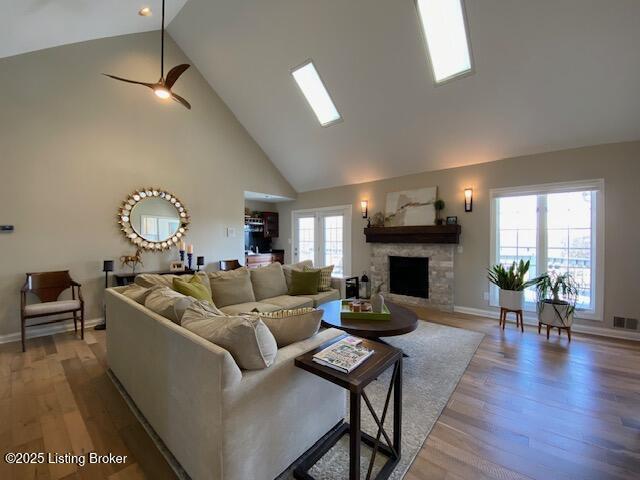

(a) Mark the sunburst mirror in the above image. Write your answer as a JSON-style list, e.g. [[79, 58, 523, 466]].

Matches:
[[118, 188, 190, 251]]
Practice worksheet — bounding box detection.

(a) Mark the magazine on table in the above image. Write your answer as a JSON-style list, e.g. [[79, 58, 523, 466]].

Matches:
[[312, 336, 373, 373]]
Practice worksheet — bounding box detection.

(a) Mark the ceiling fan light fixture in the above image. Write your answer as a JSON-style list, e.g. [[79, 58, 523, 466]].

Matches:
[[138, 7, 152, 16], [106, 0, 191, 110], [154, 87, 171, 99]]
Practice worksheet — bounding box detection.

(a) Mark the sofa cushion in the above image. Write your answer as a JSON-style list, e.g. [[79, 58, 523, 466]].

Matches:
[[135, 272, 212, 295], [173, 275, 213, 303], [120, 284, 155, 304], [219, 302, 281, 316], [257, 308, 322, 347], [249, 262, 288, 300], [181, 301, 277, 370], [282, 260, 314, 289], [144, 286, 196, 324], [288, 270, 321, 296], [304, 289, 341, 307], [208, 267, 256, 307], [303, 265, 334, 292], [261, 295, 313, 310]]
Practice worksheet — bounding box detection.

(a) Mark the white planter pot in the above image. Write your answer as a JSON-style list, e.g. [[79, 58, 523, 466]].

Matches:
[[538, 301, 574, 327], [498, 289, 524, 310]]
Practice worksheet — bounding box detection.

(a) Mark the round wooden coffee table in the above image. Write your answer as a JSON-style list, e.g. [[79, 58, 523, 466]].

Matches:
[[320, 300, 418, 355]]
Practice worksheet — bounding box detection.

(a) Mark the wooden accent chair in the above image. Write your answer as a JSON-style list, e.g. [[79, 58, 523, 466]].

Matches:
[[219, 259, 241, 271], [20, 270, 84, 352]]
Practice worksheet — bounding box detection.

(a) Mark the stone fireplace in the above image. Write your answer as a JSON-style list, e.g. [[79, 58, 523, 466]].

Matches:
[[370, 243, 454, 311]]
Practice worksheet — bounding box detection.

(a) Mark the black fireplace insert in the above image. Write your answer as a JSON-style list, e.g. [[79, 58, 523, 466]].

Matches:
[[389, 256, 429, 298]]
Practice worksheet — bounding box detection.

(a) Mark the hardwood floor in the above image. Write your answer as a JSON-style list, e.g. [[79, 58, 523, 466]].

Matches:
[[1, 310, 638, 480], [405, 308, 640, 480]]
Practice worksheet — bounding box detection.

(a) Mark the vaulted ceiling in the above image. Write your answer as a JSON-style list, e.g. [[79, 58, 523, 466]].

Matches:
[[3, 1, 640, 193], [0, 0, 188, 59], [169, 0, 640, 192]]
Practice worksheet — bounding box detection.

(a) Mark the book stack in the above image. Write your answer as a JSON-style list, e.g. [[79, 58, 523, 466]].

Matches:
[[312, 337, 374, 373]]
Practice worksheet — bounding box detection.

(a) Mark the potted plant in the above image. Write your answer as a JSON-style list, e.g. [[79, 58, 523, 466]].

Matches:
[[434, 199, 445, 225], [487, 260, 542, 310], [536, 272, 579, 328]]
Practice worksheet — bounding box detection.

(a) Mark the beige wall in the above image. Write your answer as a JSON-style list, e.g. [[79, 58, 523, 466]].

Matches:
[[244, 199, 276, 213], [0, 32, 294, 337], [275, 142, 640, 330]]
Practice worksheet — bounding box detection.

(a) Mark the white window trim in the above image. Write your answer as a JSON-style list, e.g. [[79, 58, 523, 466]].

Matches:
[[291, 204, 352, 277], [489, 179, 604, 322]]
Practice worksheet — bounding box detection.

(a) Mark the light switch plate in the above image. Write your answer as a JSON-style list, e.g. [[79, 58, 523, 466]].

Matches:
[[226, 227, 236, 238]]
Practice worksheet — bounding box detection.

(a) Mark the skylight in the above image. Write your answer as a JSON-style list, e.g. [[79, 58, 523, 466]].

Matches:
[[416, 0, 473, 84], [291, 61, 342, 127]]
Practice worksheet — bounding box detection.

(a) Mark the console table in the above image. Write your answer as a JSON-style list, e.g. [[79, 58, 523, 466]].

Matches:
[[294, 336, 402, 480]]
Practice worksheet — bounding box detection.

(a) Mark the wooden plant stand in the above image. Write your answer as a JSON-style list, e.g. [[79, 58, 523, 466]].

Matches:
[[538, 322, 572, 342], [500, 308, 524, 332]]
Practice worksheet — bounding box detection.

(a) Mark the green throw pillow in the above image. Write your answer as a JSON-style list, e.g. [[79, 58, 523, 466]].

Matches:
[[288, 270, 321, 296], [303, 265, 334, 292], [173, 275, 213, 303]]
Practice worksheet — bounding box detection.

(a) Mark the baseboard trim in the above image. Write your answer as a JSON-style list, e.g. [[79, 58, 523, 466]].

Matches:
[[453, 306, 640, 341], [0, 317, 103, 345]]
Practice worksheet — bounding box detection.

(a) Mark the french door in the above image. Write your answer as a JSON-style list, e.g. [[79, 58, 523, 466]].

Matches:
[[292, 205, 352, 277]]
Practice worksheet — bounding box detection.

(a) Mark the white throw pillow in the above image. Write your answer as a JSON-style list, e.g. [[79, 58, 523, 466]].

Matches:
[[257, 308, 323, 347], [181, 301, 277, 370], [144, 286, 196, 324]]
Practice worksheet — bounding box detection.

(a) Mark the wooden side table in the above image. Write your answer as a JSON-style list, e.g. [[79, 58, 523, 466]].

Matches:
[[500, 307, 524, 332], [294, 336, 402, 480]]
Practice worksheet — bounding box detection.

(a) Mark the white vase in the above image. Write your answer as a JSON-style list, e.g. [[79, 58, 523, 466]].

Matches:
[[371, 293, 385, 313], [538, 301, 574, 327], [499, 289, 524, 310]]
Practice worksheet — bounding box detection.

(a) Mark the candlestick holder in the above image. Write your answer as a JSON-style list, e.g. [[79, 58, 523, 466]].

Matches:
[[179, 250, 185, 262], [187, 253, 193, 271]]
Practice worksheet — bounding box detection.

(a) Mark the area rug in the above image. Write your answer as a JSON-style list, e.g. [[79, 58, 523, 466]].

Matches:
[[110, 320, 483, 480], [278, 320, 483, 479]]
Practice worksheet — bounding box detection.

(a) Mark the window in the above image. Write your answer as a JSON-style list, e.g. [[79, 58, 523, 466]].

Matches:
[[490, 180, 604, 320], [292, 205, 352, 277], [291, 60, 342, 127], [415, 0, 473, 83]]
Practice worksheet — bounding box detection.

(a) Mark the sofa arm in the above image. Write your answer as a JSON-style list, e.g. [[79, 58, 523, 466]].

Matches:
[[330, 276, 345, 298], [106, 289, 241, 480]]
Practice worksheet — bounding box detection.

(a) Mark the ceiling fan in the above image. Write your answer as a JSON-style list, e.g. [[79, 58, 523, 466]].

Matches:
[[103, 0, 191, 109]]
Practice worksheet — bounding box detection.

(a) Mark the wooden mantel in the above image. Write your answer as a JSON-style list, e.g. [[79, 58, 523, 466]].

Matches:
[[364, 225, 461, 244]]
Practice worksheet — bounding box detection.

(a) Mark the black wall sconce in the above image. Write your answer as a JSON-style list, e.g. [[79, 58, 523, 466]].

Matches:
[[464, 188, 473, 212], [360, 200, 370, 227], [360, 200, 368, 219]]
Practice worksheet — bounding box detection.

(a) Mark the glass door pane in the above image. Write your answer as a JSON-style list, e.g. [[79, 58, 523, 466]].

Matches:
[[322, 214, 344, 276], [496, 195, 538, 305], [546, 191, 593, 310], [295, 216, 315, 263]]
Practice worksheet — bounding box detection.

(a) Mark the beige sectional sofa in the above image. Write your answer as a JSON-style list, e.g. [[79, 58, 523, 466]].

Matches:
[[106, 260, 346, 480], [212, 261, 341, 315]]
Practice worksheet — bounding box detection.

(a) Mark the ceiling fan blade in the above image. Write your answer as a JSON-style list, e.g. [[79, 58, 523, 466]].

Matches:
[[171, 92, 191, 110], [103, 74, 155, 89], [164, 64, 190, 89]]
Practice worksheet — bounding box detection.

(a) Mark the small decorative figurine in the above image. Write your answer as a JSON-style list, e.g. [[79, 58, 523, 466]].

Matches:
[[120, 248, 144, 273]]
